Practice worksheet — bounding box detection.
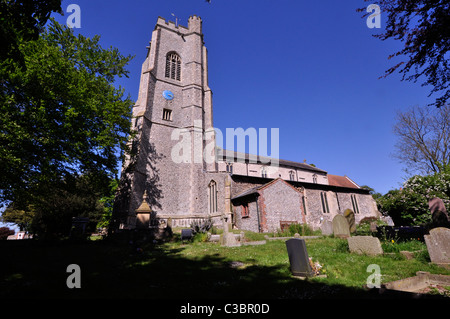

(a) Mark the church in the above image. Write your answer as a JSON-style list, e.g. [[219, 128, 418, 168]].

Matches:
[[112, 15, 380, 233]]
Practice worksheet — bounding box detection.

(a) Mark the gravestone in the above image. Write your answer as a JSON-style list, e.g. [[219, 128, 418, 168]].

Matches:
[[69, 217, 89, 239], [344, 209, 356, 233], [428, 197, 450, 229], [429, 197, 447, 214], [424, 227, 450, 265], [181, 228, 193, 240], [285, 238, 314, 277], [381, 215, 395, 226], [321, 220, 333, 236], [347, 236, 383, 256], [332, 215, 350, 238]]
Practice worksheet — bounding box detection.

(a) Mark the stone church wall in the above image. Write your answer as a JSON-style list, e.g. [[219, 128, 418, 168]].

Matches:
[[234, 200, 260, 233], [258, 180, 304, 232]]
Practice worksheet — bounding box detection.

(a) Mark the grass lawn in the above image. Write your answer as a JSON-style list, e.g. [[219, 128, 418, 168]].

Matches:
[[1, 233, 449, 299]]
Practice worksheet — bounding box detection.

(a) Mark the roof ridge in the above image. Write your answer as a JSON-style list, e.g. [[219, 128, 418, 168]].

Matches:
[[217, 149, 327, 173]]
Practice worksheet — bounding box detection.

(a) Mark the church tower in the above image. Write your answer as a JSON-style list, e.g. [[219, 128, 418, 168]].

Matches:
[[113, 16, 225, 229]]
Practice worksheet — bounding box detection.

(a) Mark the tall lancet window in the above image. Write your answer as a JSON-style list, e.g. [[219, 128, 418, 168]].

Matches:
[[209, 180, 218, 213], [165, 52, 181, 81]]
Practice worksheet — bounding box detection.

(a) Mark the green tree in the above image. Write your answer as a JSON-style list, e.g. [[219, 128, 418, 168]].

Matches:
[[377, 166, 450, 225], [0, 0, 62, 63], [97, 178, 119, 230], [360, 185, 382, 200], [0, 19, 134, 204], [359, 0, 450, 107], [4, 173, 113, 239], [1, 203, 35, 232]]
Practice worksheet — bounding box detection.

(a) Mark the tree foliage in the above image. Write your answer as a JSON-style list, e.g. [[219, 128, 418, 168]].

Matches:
[[0, 19, 134, 204], [0, 0, 62, 63], [0, 227, 15, 240], [360, 0, 450, 107], [393, 103, 450, 175], [2, 173, 116, 239], [0, 203, 35, 232], [377, 165, 450, 225]]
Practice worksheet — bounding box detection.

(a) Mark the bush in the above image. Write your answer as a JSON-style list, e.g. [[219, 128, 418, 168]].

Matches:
[[190, 218, 213, 235], [192, 232, 209, 243], [356, 218, 387, 236], [377, 165, 450, 226], [334, 239, 349, 253]]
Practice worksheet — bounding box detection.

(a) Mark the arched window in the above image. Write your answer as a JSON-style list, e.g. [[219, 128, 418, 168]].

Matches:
[[226, 162, 233, 174], [209, 180, 217, 213], [289, 170, 295, 181], [261, 167, 267, 178], [165, 52, 181, 81]]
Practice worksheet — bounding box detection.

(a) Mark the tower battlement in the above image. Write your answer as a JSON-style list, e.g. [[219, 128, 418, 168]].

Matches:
[[155, 15, 202, 34]]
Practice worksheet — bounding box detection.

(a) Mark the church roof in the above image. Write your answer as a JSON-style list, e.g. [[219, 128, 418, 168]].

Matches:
[[327, 174, 360, 189], [217, 149, 327, 174], [231, 178, 301, 200]]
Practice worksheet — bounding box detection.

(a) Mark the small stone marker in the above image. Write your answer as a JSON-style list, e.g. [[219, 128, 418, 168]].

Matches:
[[347, 236, 383, 256], [181, 228, 193, 240], [344, 209, 356, 233], [424, 227, 450, 265], [285, 238, 314, 277], [321, 220, 333, 236], [220, 232, 240, 247], [332, 215, 350, 238]]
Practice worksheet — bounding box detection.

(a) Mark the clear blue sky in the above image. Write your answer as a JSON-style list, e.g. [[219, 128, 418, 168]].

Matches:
[[52, 0, 434, 195]]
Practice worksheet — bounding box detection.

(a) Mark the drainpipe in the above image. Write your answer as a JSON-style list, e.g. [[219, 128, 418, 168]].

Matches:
[[255, 194, 261, 233]]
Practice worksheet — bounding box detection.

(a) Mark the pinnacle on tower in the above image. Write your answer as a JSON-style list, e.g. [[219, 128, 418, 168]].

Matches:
[[188, 15, 202, 33]]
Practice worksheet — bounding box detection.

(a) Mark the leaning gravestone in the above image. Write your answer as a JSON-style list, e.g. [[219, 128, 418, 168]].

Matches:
[[285, 238, 314, 277], [321, 220, 333, 236], [424, 227, 450, 266], [347, 236, 383, 256], [429, 197, 447, 215], [344, 209, 356, 233], [332, 215, 351, 238], [428, 197, 450, 229]]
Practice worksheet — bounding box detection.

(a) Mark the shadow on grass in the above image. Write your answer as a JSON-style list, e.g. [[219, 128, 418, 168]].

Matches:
[[0, 239, 445, 299]]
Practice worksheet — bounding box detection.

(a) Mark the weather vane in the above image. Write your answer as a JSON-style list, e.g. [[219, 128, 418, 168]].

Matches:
[[171, 13, 180, 27]]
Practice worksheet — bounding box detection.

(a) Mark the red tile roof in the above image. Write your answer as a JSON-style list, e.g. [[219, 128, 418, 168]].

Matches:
[[327, 174, 360, 189]]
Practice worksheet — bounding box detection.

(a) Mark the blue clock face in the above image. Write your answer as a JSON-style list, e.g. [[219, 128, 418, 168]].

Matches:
[[163, 90, 174, 100]]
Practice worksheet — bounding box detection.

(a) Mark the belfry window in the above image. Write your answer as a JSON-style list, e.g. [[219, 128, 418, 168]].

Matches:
[[165, 52, 181, 81], [209, 180, 218, 213], [162, 109, 172, 121]]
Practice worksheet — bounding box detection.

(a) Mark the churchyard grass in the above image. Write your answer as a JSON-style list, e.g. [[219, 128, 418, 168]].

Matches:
[[1, 234, 449, 298], [171, 236, 448, 289]]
